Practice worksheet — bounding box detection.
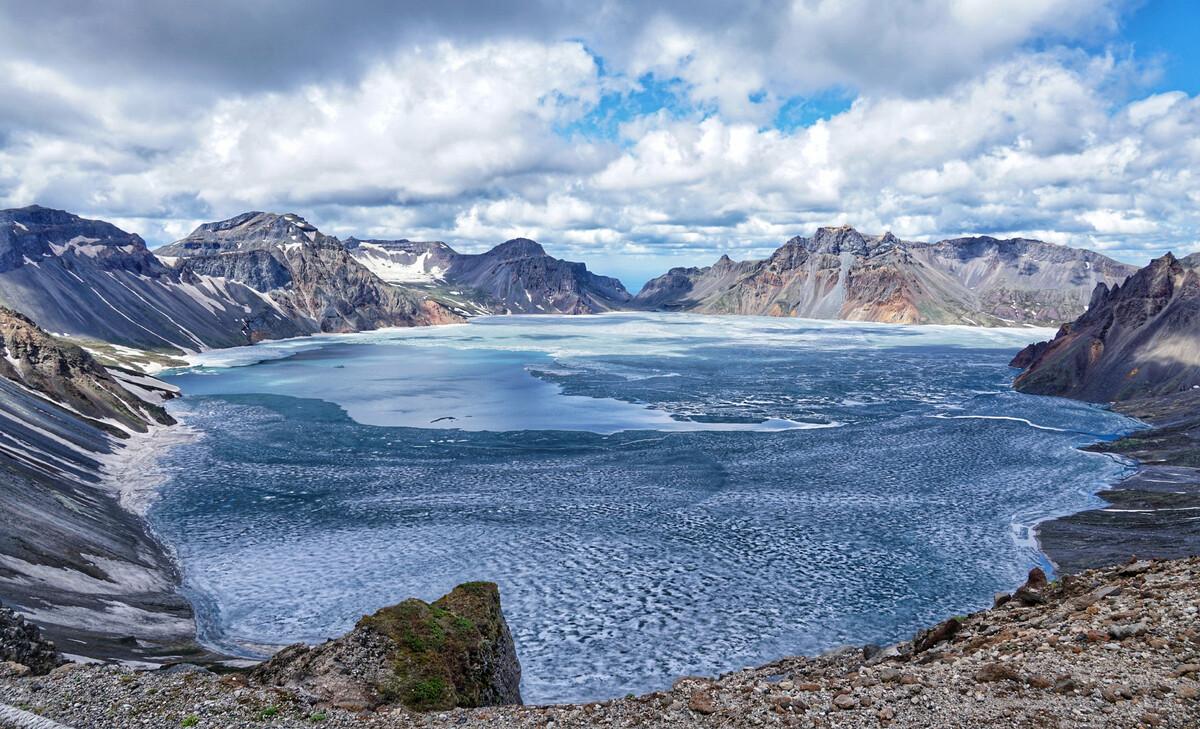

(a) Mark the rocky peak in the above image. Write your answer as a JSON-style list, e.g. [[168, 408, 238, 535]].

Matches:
[[253, 582, 521, 712], [0, 205, 160, 275], [161, 211, 336, 257], [809, 225, 870, 256], [1013, 251, 1200, 401], [489, 238, 547, 260]]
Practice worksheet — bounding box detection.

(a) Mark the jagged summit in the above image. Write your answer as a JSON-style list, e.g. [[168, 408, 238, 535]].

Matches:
[[1012, 251, 1200, 401], [348, 234, 631, 314], [635, 225, 1137, 326]]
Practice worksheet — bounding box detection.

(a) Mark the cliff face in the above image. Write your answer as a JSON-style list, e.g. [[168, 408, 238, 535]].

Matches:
[[0, 206, 303, 352], [634, 227, 1135, 326], [349, 237, 631, 314], [0, 308, 199, 662], [0, 307, 173, 435], [253, 582, 521, 712], [1012, 253, 1200, 402], [160, 212, 461, 335]]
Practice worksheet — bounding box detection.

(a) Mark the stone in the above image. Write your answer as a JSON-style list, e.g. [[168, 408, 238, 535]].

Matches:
[[252, 582, 521, 712], [0, 604, 61, 675], [1013, 568, 1049, 606], [1100, 684, 1133, 703], [1108, 622, 1148, 640], [832, 694, 857, 710], [975, 663, 1021, 683], [795, 682, 822, 692], [1121, 561, 1153, 576], [0, 660, 31, 678], [912, 617, 962, 654], [689, 691, 717, 715]]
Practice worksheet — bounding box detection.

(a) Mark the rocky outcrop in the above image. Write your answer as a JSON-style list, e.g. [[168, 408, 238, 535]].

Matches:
[[1012, 253, 1200, 402], [1011, 255, 1200, 572], [253, 582, 521, 712], [349, 236, 631, 315], [0, 604, 62, 675], [0, 309, 202, 664], [159, 212, 461, 335], [635, 226, 1134, 326], [0, 307, 173, 435]]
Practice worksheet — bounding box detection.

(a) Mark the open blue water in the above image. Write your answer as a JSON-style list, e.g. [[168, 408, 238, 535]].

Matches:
[[153, 313, 1137, 703]]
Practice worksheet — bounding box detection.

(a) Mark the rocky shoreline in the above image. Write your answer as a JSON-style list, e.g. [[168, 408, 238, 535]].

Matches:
[[3, 557, 1199, 728], [1037, 391, 1200, 574]]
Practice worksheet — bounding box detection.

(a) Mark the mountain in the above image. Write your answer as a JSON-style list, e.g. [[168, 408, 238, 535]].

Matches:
[[1012, 253, 1200, 402], [634, 226, 1136, 326], [348, 237, 632, 314], [157, 211, 460, 334], [0, 307, 199, 662], [0, 206, 459, 356], [0, 205, 304, 352]]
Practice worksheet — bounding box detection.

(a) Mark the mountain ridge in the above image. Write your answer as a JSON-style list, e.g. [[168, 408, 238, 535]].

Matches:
[[634, 226, 1136, 327], [347, 235, 632, 315]]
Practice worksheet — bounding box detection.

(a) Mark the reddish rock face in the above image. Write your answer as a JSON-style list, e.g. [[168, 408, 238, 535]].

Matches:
[[634, 226, 1134, 327], [1012, 253, 1200, 402]]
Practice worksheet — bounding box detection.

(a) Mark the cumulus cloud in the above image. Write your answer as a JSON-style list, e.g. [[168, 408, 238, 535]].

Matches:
[[1, 0, 1197, 287]]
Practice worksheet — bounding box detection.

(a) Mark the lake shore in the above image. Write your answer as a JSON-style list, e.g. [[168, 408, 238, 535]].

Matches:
[[1037, 390, 1200, 574], [5, 556, 1198, 728]]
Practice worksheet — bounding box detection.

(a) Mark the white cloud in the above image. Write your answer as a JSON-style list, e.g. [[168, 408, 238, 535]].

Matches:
[[1, 4, 1198, 285]]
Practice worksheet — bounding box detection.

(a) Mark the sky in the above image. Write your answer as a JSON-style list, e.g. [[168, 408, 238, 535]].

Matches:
[[1, 1, 1198, 289]]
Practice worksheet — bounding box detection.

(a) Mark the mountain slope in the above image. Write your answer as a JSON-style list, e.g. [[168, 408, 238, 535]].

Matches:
[[1012, 253, 1200, 401], [348, 237, 631, 314], [0, 205, 299, 352], [635, 226, 1135, 326], [158, 212, 461, 333], [0, 308, 198, 661]]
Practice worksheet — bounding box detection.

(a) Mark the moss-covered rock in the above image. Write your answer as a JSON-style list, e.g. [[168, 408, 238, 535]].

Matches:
[[251, 582, 521, 712]]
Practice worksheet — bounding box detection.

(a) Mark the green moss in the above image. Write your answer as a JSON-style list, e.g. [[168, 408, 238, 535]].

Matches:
[[181, 716, 199, 727], [359, 582, 505, 712]]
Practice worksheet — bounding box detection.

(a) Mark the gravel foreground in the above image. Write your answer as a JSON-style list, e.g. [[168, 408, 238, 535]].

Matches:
[[2, 557, 1199, 729]]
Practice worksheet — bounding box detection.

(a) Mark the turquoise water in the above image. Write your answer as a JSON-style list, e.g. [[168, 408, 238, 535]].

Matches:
[[153, 313, 1136, 703]]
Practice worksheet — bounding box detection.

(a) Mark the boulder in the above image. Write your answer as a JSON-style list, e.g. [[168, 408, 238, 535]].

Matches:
[[252, 582, 521, 712], [0, 604, 62, 675]]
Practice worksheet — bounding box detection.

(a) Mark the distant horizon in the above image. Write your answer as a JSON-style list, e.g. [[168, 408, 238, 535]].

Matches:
[[2, 0, 1198, 284]]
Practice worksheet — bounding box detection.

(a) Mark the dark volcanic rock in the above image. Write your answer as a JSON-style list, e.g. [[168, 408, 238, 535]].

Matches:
[[0, 603, 62, 674], [0, 206, 305, 351], [163, 212, 461, 334], [1037, 391, 1200, 573], [634, 226, 1133, 326], [1012, 253, 1200, 402], [0, 310, 202, 664], [1012, 255, 1200, 572], [253, 582, 521, 712], [0, 307, 173, 434], [349, 235, 631, 314]]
